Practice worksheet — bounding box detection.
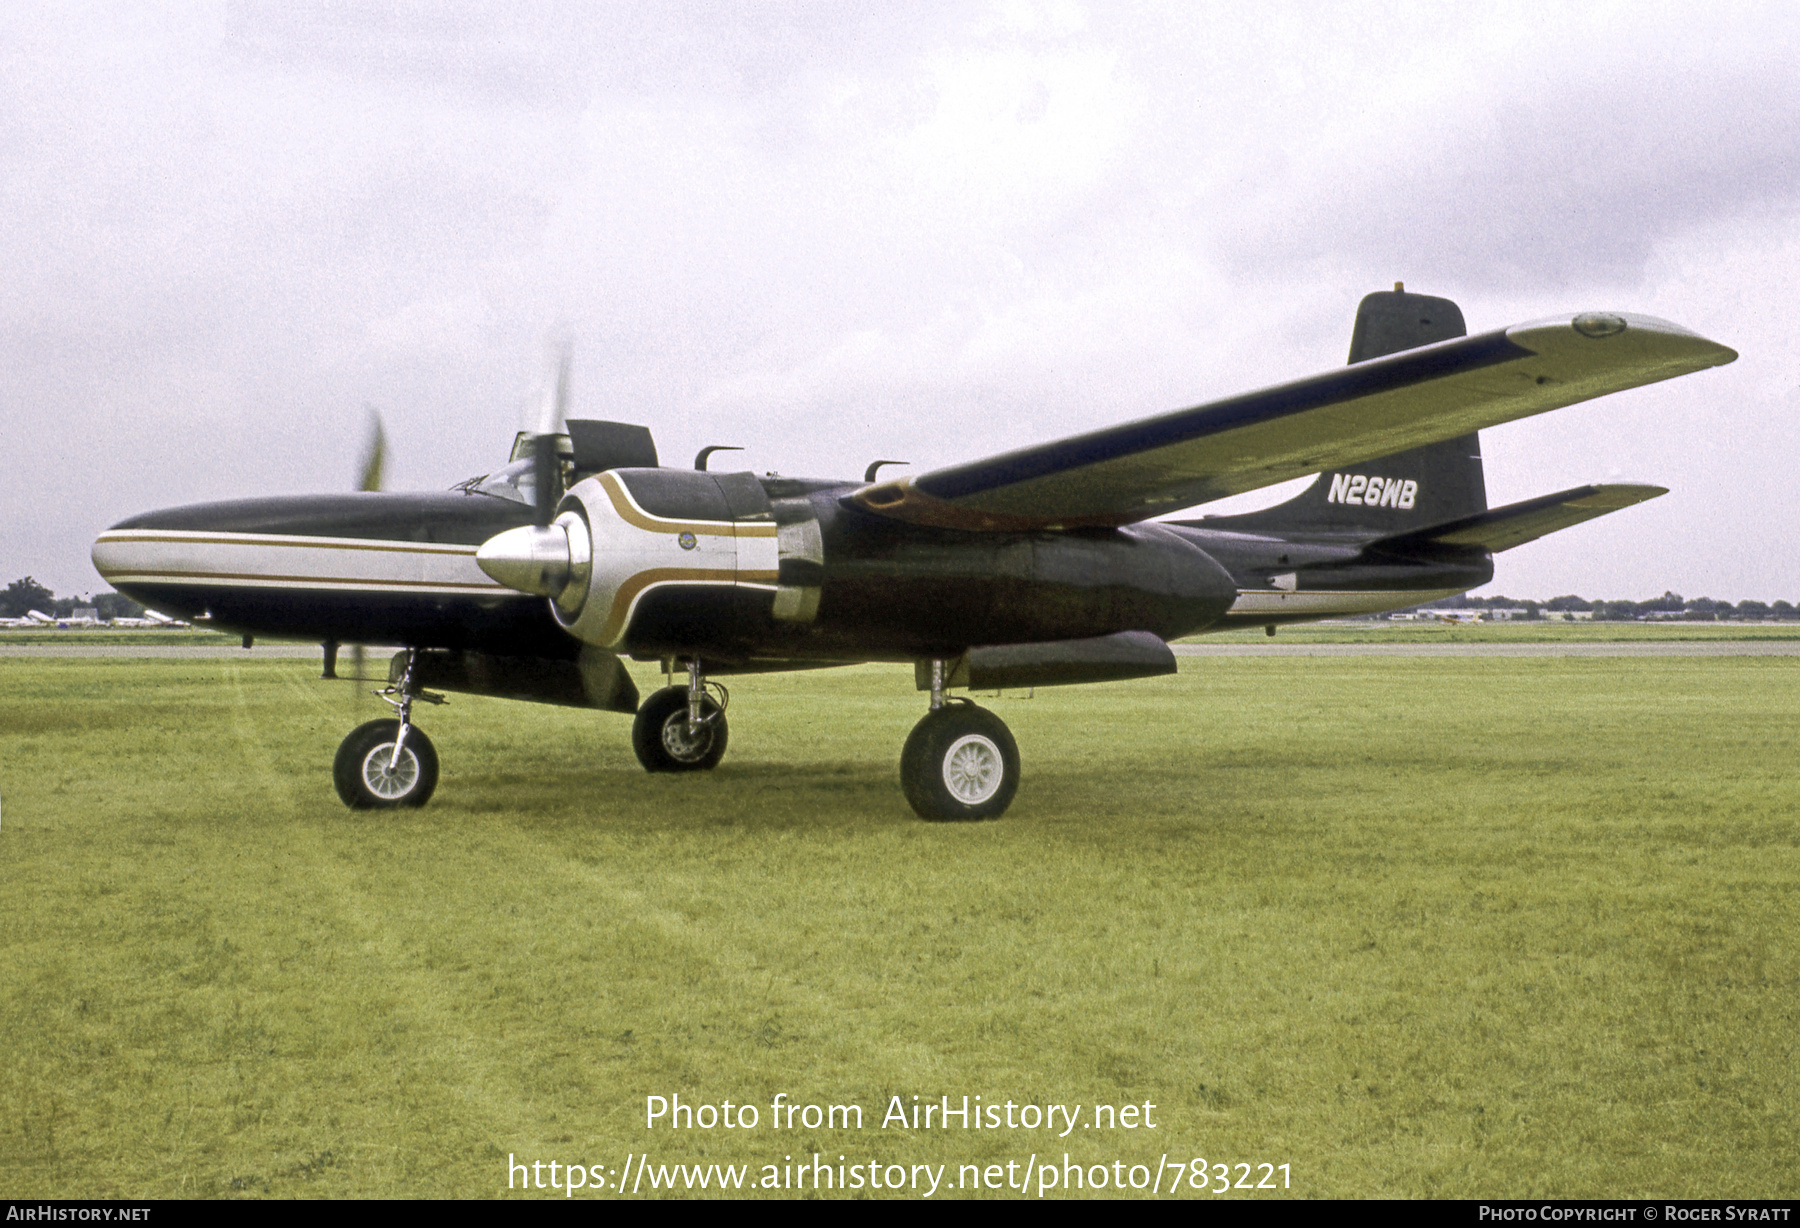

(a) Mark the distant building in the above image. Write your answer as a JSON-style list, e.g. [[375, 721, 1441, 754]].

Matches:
[[1541, 610, 1593, 621]]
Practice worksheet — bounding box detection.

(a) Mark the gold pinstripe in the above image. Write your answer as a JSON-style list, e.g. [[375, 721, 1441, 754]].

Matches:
[[594, 567, 732, 643], [597, 472, 779, 538], [98, 569, 508, 592], [94, 530, 479, 556]]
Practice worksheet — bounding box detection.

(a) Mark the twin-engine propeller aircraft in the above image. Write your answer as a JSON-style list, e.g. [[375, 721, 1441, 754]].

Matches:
[[92, 289, 1735, 819]]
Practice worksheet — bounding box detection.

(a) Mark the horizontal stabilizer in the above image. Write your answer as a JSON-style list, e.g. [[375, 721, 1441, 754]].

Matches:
[[850, 313, 1731, 531], [1372, 484, 1667, 555]]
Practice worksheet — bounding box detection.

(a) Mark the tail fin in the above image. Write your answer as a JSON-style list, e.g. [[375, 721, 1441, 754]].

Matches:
[[1192, 287, 1488, 535]]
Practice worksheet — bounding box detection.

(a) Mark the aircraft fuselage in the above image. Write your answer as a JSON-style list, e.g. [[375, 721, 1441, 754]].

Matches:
[[92, 468, 1489, 669]]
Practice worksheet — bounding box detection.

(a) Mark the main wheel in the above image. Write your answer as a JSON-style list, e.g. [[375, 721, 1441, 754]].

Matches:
[[334, 719, 439, 809], [900, 703, 1020, 821], [632, 686, 728, 772]]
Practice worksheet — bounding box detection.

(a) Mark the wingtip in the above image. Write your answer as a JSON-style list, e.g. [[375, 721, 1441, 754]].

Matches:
[[1507, 313, 1737, 368], [1569, 483, 1669, 509]]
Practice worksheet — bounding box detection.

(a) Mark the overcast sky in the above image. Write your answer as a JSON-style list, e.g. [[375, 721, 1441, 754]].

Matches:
[[4, 1, 1795, 601]]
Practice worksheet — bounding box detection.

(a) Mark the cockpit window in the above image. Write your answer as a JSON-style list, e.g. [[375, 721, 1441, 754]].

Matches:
[[455, 434, 574, 505], [455, 458, 540, 507]]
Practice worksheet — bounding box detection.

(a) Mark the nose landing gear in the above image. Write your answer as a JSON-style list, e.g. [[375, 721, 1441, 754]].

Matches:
[[900, 659, 1020, 821], [333, 647, 445, 809]]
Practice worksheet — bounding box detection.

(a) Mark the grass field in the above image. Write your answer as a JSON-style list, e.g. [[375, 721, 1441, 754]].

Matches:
[[1, 653, 1795, 1199]]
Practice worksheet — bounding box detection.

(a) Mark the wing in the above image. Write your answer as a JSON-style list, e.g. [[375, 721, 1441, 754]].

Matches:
[[848, 314, 1733, 530], [1373, 483, 1667, 555]]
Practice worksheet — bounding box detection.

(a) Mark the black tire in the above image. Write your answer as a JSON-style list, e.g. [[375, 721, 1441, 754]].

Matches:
[[333, 719, 439, 809], [632, 686, 728, 772], [900, 703, 1020, 821]]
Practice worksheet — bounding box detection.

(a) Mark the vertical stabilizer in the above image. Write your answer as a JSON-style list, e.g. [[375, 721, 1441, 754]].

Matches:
[[1194, 287, 1488, 534], [1347, 287, 1466, 363]]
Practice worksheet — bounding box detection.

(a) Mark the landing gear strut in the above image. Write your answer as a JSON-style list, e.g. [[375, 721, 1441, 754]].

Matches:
[[633, 658, 729, 772], [333, 647, 444, 808], [900, 658, 1020, 821]]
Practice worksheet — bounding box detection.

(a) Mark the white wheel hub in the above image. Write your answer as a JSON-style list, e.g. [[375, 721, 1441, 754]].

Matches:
[[942, 733, 1003, 804], [361, 743, 420, 800]]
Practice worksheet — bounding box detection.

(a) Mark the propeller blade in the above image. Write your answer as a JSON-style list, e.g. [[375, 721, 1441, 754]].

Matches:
[[527, 332, 573, 437], [522, 334, 572, 526], [532, 432, 559, 526], [356, 406, 387, 492]]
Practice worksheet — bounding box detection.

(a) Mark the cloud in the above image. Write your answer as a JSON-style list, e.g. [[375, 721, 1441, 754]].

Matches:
[[1204, 10, 1800, 292], [2, 2, 1796, 601]]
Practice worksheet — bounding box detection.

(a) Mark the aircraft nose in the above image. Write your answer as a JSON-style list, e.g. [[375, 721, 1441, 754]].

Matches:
[[90, 492, 444, 609], [90, 496, 324, 593], [91, 517, 163, 592]]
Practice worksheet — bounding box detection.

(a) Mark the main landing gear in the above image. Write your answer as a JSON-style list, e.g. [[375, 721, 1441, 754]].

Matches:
[[633, 659, 729, 773], [900, 659, 1020, 821], [324, 650, 1018, 819], [334, 648, 445, 809]]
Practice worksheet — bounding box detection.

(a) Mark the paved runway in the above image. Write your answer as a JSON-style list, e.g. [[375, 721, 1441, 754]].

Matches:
[[1, 644, 341, 658], [1172, 640, 1800, 657], [4, 640, 1798, 660]]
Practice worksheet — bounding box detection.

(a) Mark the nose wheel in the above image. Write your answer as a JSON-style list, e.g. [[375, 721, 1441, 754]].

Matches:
[[334, 718, 439, 808], [333, 647, 445, 809]]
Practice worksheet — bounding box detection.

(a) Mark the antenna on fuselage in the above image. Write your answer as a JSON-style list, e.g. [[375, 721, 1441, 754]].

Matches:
[[695, 445, 743, 471]]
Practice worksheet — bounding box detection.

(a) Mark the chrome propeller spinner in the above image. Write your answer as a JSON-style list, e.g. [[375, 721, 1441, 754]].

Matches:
[[476, 509, 592, 616]]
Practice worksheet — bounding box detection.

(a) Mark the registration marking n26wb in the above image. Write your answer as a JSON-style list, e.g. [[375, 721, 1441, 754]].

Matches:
[[1328, 474, 1417, 508]]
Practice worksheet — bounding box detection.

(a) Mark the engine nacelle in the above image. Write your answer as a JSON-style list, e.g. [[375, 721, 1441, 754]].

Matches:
[[478, 468, 783, 650]]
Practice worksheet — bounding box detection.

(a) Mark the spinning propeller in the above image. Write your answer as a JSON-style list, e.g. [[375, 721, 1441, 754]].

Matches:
[[524, 338, 572, 527], [330, 342, 584, 683], [475, 337, 589, 606], [322, 407, 390, 682], [356, 404, 387, 493]]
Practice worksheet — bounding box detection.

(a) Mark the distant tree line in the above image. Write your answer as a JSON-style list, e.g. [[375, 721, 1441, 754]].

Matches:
[[2, 578, 144, 620], [1421, 591, 1797, 621], [6, 574, 1795, 625]]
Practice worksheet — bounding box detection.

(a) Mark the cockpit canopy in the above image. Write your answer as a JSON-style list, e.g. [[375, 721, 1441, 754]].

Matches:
[[459, 419, 660, 507], [460, 455, 552, 507]]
